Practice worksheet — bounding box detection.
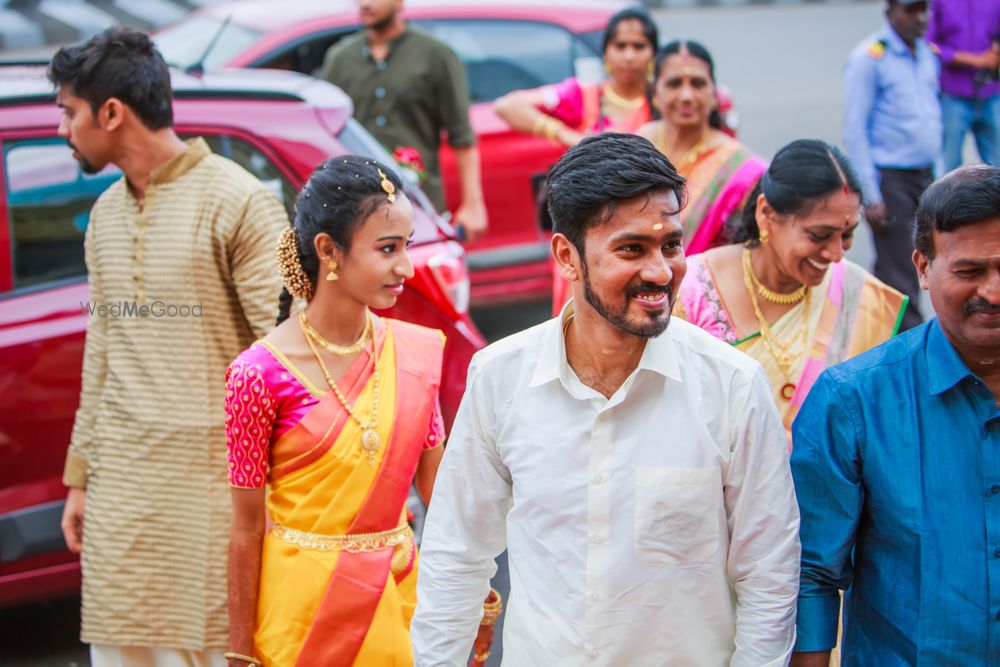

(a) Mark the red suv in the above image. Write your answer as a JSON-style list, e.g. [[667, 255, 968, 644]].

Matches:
[[0, 65, 485, 608], [154, 0, 634, 306]]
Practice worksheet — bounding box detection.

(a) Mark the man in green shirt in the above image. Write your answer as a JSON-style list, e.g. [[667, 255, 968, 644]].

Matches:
[[321, 0, 487, 240]]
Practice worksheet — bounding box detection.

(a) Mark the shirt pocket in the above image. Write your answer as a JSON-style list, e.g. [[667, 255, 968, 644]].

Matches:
[[633, 467, 721, 565]]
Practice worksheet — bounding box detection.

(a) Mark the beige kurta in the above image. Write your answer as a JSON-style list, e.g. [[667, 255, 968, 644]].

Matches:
[[63, 138, 288, 650]]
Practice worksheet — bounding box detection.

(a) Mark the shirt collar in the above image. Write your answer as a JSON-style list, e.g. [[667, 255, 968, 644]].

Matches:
[[148, 137, 210, 186], [926, 318, 977, 395], [528, 300, 683, 391]]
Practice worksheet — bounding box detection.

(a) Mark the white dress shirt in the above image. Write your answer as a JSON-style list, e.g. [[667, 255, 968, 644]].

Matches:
[[412, 313, 800, 667]]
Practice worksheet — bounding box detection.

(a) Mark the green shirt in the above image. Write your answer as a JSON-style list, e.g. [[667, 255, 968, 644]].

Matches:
[[321, 28, 475, 210]]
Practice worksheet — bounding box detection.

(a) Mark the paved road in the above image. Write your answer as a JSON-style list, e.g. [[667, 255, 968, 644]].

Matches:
[[0, 2, 904, 665]]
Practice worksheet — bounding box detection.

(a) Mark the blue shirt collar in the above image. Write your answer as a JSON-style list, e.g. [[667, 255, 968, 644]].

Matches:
[[926, 318, 977, 395]]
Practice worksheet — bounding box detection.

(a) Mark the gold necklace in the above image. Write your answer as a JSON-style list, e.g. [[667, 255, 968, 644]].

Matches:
[[602, 84, 645, 110], [742, 248, 811, 389], [661, 127, 710, 173], [301, 316, 382, 467], [742, 247, 807, 305], [299, 311, 371, 356]]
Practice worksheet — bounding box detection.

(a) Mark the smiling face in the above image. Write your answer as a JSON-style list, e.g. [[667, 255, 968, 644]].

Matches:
[[329, 193, 415, 310], [654, 51, 716, 132], [574, 189, 686, 338], [758, 189, 861, 287], [915, 218, 1000, 360], [604, 18, 655, 90], [56, 84, 114, 174]]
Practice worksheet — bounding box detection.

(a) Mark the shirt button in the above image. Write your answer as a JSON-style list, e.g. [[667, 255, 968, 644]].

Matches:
[[590, 532, 604, 544], [375, 115, 387, 127], [592, 474, 604, 484], [374, 86, 386, 98], [587, 648, 599, 659], [589, 591, 600, 602]]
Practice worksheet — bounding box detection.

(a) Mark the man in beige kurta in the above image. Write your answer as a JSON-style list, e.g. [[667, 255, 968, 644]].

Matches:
[[50, 27, 288, 664]]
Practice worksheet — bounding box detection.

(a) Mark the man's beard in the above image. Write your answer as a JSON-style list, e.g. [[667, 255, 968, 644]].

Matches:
[[68, 141, 99, 175], [368, 8, 397, 32], [580, 254, 672, 338]]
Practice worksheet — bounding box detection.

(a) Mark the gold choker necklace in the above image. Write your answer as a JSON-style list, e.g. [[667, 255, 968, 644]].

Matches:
[[602, 84, 645, 110], [742, 248, 806, 305], [300, 311, 372, 356]]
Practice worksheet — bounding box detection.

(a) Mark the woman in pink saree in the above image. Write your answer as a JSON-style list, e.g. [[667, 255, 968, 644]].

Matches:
[[638, 40, 766, 254], [674, 140, 906, 441]]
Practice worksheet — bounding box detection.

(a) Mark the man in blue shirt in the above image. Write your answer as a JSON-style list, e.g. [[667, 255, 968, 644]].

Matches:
[[790, 164, 1000, 666], [844, 0, 940, 331]]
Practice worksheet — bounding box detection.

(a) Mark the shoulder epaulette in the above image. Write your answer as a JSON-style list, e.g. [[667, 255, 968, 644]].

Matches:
[[866, 39, 887, 59]]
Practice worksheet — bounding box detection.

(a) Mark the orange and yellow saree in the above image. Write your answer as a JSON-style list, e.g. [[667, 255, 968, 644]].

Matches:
[[225, 318, 445, 666]]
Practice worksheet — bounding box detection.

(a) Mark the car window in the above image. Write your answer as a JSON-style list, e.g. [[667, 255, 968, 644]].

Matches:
[[3, 139, 120, 293], [156, 14, 264, 72], [188, 134, 298, 219], [412, 19, 575, 104], [255, 28, 358, 77]]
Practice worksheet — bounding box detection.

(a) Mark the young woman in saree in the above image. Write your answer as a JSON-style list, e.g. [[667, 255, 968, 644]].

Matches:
[[637, 40, 766, 254], [674, 140, 907, 441], [224, 157, 495, 667]]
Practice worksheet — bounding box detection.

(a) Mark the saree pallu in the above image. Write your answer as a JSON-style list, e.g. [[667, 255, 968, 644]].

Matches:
[[675, 256, 907, 439], [678, 138, 767, 254], [253, 319, 443, 667]]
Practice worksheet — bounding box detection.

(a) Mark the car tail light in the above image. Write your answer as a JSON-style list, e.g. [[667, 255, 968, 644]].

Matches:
[[410, 241, 470, 316]]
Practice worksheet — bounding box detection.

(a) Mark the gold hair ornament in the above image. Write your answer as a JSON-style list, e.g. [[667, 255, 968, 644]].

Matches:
[[377, 168, 396, 203], [276, 227, 313, 300]]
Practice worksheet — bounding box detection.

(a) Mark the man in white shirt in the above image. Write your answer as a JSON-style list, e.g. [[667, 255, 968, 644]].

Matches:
[[412, 133, 800, 667]]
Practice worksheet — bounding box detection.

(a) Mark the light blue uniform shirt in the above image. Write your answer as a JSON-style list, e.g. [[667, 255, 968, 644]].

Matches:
[[843, 22, 941, 205], [791, 319, 1000, 665]]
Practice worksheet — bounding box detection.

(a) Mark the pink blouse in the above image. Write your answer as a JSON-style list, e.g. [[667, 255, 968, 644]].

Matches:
[[224, 342, 445, 489]]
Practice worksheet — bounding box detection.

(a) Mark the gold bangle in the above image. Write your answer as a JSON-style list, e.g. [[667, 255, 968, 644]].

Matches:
[[472, 650, 491, 663], [224, 652, 262, 666], [531, 114, 549, 137], [481, 587, 503, 625], [544, 118, 562, 142]]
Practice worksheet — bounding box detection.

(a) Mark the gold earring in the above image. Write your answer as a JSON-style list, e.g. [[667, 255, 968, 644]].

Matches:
[[326, 258, 339, 281], [647, 61, 654, 82], [759, 228, 770, 245]]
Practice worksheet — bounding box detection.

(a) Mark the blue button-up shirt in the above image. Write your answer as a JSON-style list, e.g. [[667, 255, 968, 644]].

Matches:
[[843, 22, 942, 206], [792, 319, 1000, 665]]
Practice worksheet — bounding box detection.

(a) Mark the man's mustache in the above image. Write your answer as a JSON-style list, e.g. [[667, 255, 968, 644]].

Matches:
[[964, 297, 1000, 316]]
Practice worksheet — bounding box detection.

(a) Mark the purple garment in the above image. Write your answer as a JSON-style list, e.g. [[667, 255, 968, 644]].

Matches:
[[927, 0, 1000, 99]]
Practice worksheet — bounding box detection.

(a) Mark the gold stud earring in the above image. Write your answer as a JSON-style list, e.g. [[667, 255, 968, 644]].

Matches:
[[759, 228, 770, 245], [326, 258, 339, 281]]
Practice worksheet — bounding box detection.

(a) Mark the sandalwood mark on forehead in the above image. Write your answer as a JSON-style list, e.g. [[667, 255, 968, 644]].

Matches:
[[653, 222, 664, 231]]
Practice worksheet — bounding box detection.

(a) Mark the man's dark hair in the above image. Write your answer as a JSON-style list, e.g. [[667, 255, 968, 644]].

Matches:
[[546, 133, 686, 255], [47, 27, 173, 130], [914, 164, 1000, 260]]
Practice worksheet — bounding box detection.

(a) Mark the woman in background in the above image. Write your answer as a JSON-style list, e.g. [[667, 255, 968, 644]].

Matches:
[[638, 40, 765, 253]]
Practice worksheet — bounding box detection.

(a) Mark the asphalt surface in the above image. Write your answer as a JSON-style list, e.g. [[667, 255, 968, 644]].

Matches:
[[2, 2, 936, 665]]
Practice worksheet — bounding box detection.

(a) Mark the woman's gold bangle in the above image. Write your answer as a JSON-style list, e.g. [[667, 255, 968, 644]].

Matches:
[[531, 115, 549, 137], [481, 587, 503, 625], [224, 651, 262, 666], [472, 650, 491, 663]]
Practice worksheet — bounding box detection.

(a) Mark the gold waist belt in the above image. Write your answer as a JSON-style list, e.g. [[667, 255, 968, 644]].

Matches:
[[270, 522, 411, 553]]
